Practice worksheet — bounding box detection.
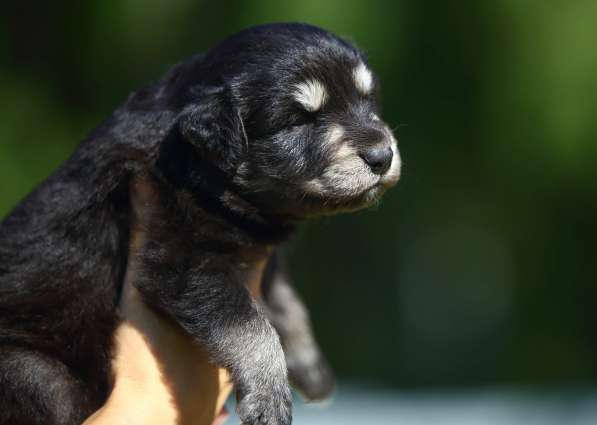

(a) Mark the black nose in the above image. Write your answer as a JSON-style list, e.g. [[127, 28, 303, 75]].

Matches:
[[360, 147, 393, 175]]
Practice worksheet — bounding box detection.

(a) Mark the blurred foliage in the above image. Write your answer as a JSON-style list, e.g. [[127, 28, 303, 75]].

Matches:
[[1, 0, 596, 388]]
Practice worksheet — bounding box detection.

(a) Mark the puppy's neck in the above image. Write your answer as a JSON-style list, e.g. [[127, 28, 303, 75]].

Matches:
[[156, 134, 296, 245]]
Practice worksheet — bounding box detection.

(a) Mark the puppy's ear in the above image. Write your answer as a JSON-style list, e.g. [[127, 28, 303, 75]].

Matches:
[[178, 85, 246, 174]]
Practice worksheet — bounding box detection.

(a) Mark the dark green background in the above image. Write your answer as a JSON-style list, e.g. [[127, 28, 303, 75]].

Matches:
[[1, 1, 596, 388]]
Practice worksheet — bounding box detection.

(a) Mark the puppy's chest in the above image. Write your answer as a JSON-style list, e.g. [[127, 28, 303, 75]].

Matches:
[[129, 175, 271, 295]]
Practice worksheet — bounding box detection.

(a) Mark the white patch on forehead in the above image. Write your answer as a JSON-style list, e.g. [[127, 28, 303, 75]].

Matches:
[[353, 62, 373, 95], [293, 79, 328, 112]]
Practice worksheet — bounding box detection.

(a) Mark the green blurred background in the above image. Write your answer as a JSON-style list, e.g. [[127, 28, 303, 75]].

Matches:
[[1, 0, 596, 390]]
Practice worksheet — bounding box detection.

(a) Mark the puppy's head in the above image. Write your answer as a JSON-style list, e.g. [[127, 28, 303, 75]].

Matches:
[[173, 23, 401, 218]]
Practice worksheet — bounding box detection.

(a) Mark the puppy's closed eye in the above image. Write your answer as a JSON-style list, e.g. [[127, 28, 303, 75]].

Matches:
[[290, 108, 317, 127]]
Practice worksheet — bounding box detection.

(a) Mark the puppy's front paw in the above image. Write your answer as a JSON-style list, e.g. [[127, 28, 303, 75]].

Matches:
[[237, 382, 292, 425], [288, 352, 335, 402]]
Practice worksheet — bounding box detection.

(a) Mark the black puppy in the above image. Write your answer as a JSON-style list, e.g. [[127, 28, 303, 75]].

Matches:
[[0, 23, 401, 425]]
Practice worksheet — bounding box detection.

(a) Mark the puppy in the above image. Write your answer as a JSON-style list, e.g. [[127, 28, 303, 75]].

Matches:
[[0, 23, 400, 425]]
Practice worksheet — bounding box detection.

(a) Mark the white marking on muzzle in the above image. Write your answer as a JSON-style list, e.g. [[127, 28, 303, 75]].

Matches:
[[323, 124, 345, 149], [381, 127, 401, 184]]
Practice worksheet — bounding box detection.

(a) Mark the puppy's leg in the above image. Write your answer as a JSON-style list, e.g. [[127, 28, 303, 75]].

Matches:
[[0, 345, 98, 425], [262, 251, 335, 401], [135, 248, 291, 425]]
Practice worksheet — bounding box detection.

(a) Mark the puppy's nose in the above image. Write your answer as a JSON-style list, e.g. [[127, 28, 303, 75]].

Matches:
[[360, 146, 393, 175]]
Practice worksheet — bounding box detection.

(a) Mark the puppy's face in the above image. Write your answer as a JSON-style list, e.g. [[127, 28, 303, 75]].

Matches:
[[177, 24, 401, 218]]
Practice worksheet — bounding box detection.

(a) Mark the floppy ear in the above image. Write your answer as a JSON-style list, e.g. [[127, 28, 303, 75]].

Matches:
[[178, 85, 246, 174]]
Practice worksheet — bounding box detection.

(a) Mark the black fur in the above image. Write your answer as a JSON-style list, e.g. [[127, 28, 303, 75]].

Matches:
[[0, 23, 398, 425]]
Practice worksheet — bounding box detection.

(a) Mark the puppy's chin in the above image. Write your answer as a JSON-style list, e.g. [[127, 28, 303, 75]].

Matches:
[[296, 167, 400, 217], [325, 184, 389, 213], [292, 183, 388, 218]]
